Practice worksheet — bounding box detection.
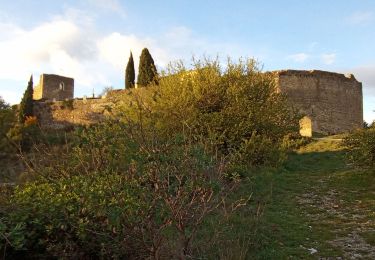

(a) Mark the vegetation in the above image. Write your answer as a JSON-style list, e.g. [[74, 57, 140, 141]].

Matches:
[[137, 48, 158, 86], [343, 125, 375, 171], [0, 97, 14, 146], [125, 51, 135, 89], [121, 58, 300, 171], [100, 86, 114, 97], [2, 57, 374, 258], [1, 120, 251, 258], [245, 138, 375, 258], [61, 99, 74, 110], [18, 75, 34, 123], [0, 58, 301, 258], [0, 97, 18, 182]]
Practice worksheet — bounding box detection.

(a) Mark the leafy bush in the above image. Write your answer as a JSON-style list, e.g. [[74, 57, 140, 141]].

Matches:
[[1, 121, 242, 258], [343, 127, 375, 171], [116, 58, 300, 167], [282, 132, 312, 150], [6, 116, 40, 152], [0, 97, 16, 153]]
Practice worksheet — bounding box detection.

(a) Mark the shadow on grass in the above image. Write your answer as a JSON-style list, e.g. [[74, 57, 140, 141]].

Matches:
[[283, 149, 347, 174]]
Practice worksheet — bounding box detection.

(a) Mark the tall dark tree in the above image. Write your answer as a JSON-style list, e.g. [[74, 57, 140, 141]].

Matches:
[[18, 75, 34, 123], [137, 48, 158, 86], [125, 51, 135, 89]]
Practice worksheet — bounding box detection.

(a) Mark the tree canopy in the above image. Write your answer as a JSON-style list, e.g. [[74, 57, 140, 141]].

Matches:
[[125, 51, 135, 89], [137, 48, 158, 86], [18, 75, 34, 123]]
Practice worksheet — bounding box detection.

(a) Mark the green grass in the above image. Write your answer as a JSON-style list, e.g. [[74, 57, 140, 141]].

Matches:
[[211, 137, 375, 259]]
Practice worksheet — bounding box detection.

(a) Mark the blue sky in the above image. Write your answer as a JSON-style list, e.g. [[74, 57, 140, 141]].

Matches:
[[0, 0, 374, 122]]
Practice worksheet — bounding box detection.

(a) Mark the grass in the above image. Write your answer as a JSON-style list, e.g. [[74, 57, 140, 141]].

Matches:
[[214, 137, 375, 259]]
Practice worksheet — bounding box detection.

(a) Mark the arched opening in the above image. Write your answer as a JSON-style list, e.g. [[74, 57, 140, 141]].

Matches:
[[299, 116, 312, 137], [59, 82, 65, 91]]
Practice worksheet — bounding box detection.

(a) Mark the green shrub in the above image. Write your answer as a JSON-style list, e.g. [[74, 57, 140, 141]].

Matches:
[[117, 58, 300, 167], [6, 173, 144, 258], [282, 132, 312, 150], [343, 127, 375, 171], [61, 99, 74, 110], [6, 117, 40, 152], [2, 121, 240, 258], [0, 97, 16, 153]]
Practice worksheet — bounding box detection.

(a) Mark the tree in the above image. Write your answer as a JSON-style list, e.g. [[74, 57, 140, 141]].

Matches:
[[18, 75, 34, 123], [137, 48, 158, 86], [125, 51, 135, 89], [0, 96, 14, 139], [99, 86, 114, 98], [343, 127, 375, 171]]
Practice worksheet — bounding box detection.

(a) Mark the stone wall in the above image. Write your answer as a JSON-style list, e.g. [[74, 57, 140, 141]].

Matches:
[[33, 74, 74, 101], [274, 70, 363, 134], [34, 97, 113, 129]]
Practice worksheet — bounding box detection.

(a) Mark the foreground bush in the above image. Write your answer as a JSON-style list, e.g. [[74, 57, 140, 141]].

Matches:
[[1, 58, 300, 258], [1, 122, 243, 258], [343, 126, 375, 171]]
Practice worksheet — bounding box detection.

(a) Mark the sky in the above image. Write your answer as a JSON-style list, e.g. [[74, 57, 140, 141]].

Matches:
[[0, 0, 374, 122]]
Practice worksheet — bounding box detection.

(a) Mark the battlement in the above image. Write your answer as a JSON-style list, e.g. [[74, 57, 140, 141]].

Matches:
[[273, 70, 359, 82]]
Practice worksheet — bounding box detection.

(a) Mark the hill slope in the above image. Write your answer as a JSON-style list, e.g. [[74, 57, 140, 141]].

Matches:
[[253, 137, 375, 259]]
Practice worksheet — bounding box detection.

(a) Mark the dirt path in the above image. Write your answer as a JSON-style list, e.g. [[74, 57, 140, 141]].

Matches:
[[294, 139, 375, 259], [257, 138, 375, 259]]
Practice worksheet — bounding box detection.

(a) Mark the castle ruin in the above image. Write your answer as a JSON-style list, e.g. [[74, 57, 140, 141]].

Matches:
[[274, 70, 363, 136], [33, 70, 363, 135]]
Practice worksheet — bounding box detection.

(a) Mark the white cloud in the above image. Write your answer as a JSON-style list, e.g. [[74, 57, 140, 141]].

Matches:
[[348, 65, 375, 93], [347, 11, 374, 25], [0, 14, 175, 99], [287, 53, 309, 63], [321, 53, 336, 65], [0, 89, 23, 105], [0, 11, 257, 102], [0, 19, 100, 87], [97, 32, 173, 76], [97, 33, 150, 69]]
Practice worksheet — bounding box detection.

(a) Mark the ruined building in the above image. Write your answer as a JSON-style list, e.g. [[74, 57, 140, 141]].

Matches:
[[33, 71, 363, 135], [33, 74, 74, 101], [274, 70, 363, 136]]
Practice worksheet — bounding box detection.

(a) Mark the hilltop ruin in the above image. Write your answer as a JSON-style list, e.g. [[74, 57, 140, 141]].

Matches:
[[33, 70, 363, 135]]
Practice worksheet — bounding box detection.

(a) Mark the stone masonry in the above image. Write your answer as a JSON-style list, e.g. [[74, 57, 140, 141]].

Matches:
[[33, 74, 74, 101], [274, 70, 363, 135]]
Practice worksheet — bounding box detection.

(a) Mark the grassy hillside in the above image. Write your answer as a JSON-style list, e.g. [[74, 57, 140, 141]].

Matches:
[[246, 137, 375, 259], [2, 135, 374, 258]]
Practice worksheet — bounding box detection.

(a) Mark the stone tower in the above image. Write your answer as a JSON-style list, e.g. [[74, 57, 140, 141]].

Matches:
[[273, 70, 363, 136], [33, 74, 74, 101]]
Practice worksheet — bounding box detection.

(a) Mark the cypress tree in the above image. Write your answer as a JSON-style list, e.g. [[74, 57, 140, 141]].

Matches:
[[125, 51, 135, 89], [137, 48, 158, 86], [18, 75, 34, 123]]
